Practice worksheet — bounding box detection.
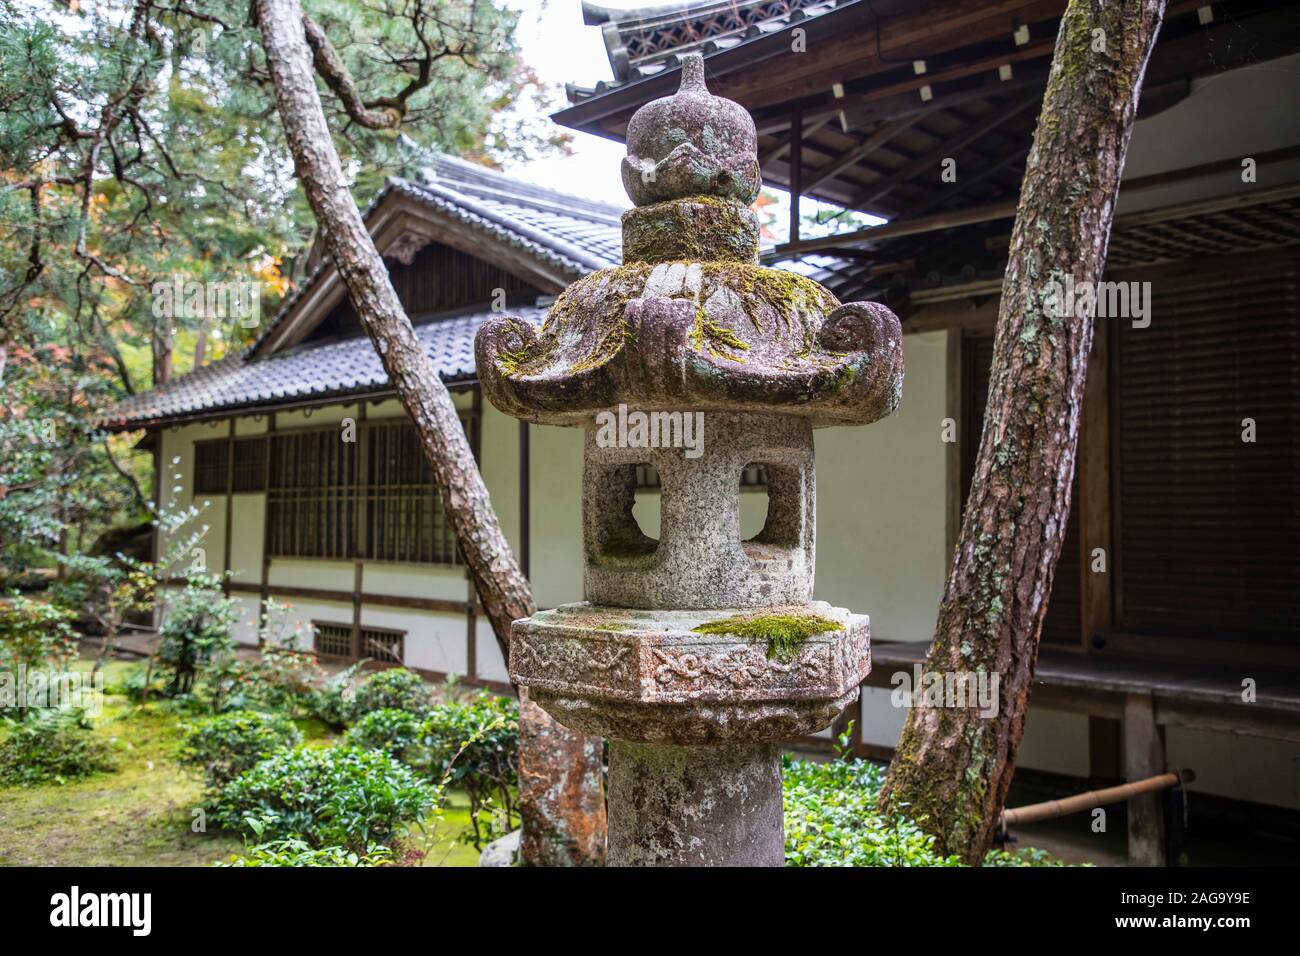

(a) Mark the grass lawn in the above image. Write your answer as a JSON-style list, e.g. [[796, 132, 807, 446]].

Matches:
[[0, 659, 482, 867]]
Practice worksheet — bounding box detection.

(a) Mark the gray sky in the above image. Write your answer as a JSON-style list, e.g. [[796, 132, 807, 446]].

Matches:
[[501, 0, 636, 209], [498, 1, 879, 239]]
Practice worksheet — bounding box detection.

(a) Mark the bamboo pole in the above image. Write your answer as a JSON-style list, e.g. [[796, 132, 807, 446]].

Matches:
[[1000, 770, 1194, 828]]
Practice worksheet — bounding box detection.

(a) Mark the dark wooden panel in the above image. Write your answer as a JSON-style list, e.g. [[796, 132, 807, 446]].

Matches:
[[311, 241, 536, 342], [1113, 253, 1300, 644], [193, 438, 230, 495]]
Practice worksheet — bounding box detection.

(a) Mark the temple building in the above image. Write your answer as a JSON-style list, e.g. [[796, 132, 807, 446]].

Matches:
[[107, 0, 1300, 858]]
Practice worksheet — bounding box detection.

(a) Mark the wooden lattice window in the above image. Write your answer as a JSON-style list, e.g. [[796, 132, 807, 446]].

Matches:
[[266, 428, 360, 560], [364, 421, 459, 565], [359, 626, 404, 665], [313, 621, 353, 659], [193, 438, 230, 494], [1112, 253, 1300, 645], [312, 620, 405, 664], [260, 409, 476, 566], [232, 437, 267, 492]]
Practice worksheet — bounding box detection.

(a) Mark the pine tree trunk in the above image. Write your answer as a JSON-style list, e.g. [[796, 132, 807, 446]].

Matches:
[[253, 0, 605, 865], [878, 0, 1166, 864]]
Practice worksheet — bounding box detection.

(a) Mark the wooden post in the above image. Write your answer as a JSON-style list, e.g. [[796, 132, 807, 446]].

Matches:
[[352, 402, 367, 660], [1124, 692, 1167, 865], [259, 414, 276, 647], [788, 104, 803, 244], [222, 418, 235, 593]]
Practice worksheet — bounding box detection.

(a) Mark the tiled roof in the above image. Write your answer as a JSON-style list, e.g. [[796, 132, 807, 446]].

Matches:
[[101, 148, 865, 429], [570, 0, 846, 100], [103, 306, 551, 429], [102, 153, 626, 429], [246, 154, 624, 356]]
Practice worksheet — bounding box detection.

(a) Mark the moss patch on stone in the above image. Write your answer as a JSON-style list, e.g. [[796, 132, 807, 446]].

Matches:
[[570, 316, 634, 374], [690, 307, 749, 362], [622, 196, 759, 264], [691, 612, 844, 662]]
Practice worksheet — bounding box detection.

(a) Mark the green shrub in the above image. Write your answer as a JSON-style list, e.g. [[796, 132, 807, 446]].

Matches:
[[308, 661, 366, 729], [349, 668, 433, 719], [179, 710, 302, 792], [104, 663, 165, 702], [0, 710, 117, 787], [344, 708, 426, 763], [782, 738, 1067, 867], [157, 584, 236, 696], [0, 595, 77, 717], [421, 692, 519, 850], [214, 745, 431, 852], [215, 837, 394, 868]]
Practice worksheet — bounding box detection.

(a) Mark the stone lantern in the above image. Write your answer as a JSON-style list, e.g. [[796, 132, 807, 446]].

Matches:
[[476, 54, 903, 866]]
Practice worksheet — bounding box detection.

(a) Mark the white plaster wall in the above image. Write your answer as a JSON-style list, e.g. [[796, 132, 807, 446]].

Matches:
[[528, 422, 585, 608], [475, 618, 510, 684], [269, 559, 354, 592], [229, 495, 264, 585], [1120, 51, 1300, 213], [363, 562, 467, 602], [157, 422, 227, 577], [229, 593, 262, 646], [1166, 727, 1300, 811], [358, 604, 469, 677], [814, 330, 949, 641]]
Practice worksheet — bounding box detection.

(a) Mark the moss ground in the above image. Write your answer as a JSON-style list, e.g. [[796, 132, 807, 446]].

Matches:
[[0, 658, 480, 867]]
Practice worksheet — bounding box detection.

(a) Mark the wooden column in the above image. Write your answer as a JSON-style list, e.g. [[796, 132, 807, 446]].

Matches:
[[1081, 319, 1119, 778], [222, 418, 235, 593], [788, 105, 803, 245], [352, 402, 367, 660], [258, 413, 276, 647], [1124, 692, 1167, 865]]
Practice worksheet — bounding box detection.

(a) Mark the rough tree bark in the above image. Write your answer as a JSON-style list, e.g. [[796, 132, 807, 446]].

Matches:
[[879, 0, 1166, 864], [253, 0, 605, 865]]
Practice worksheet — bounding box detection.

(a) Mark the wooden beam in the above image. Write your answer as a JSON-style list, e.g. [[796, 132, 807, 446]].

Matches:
[[222, 418, 235, 595], [352, 401, 367, 660], [905, 148, 1027, 218], [759, 116, 831, 165], [775, 159, 1300, 257], [801, 114, 919, 193], [228, 580, 480, 616], [1124, 692, 1167, 866], [853, 93, 1041, 208], [789, 103, 803, 244]]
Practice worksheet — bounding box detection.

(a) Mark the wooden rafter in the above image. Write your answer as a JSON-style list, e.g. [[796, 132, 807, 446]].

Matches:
[[851, 93, 1042, 209]]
